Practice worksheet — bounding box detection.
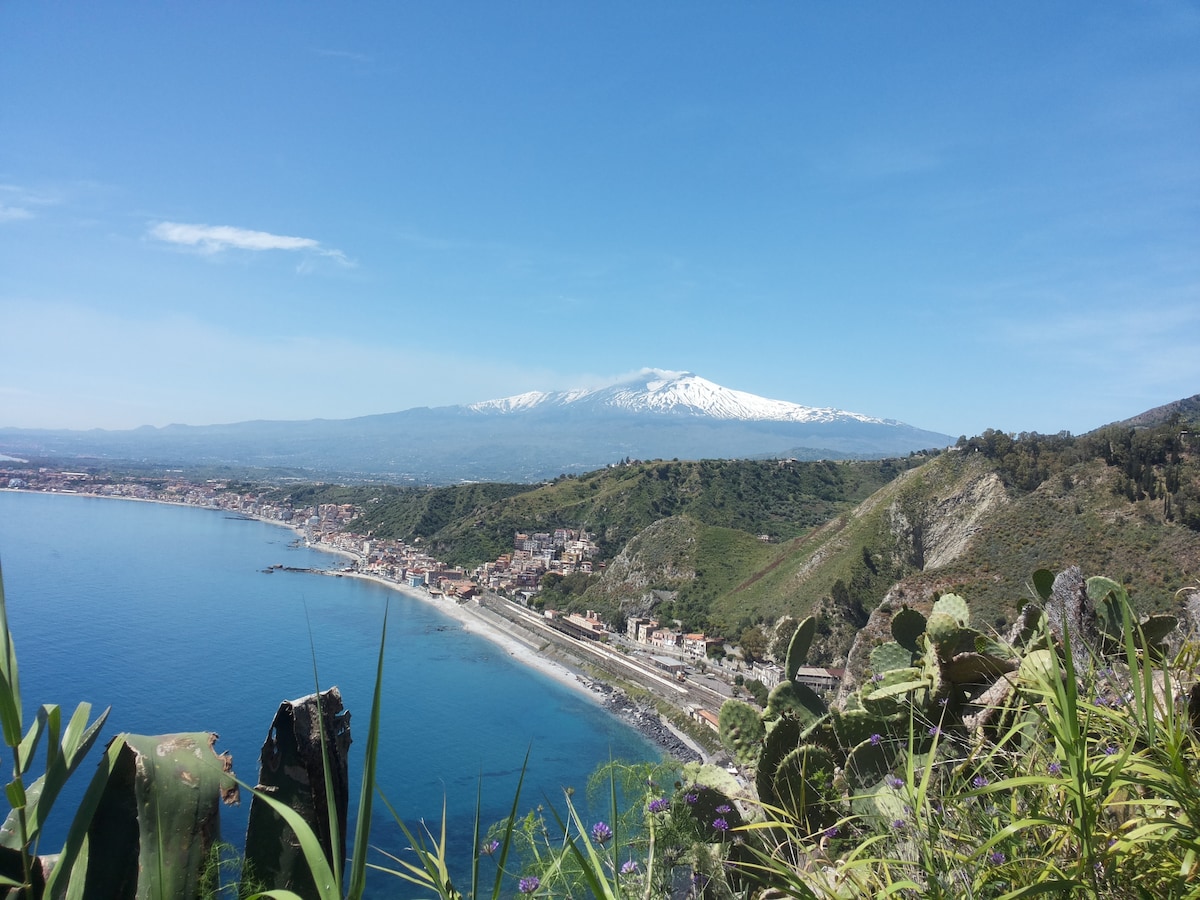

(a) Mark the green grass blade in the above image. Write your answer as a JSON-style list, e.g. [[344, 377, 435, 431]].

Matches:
[[346, 603, 388, 899]]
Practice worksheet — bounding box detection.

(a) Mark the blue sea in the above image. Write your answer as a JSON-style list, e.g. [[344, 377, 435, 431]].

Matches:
[[0, 490, 658, 894]]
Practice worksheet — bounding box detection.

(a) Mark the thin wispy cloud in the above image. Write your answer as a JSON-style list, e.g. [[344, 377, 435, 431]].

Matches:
[[0, 205, 33, 222], [0, 183, 60, 221], [149, 222, 352, 265]]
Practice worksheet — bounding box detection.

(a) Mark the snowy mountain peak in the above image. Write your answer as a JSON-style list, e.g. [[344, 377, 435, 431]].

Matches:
[[468, 369, 890, 425]]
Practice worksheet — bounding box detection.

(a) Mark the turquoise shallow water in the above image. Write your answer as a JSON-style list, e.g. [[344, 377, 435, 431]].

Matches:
[[0, 490, 657, 894]]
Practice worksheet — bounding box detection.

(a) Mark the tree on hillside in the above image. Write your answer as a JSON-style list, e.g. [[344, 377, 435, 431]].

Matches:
[[738, 624, 770, 663]]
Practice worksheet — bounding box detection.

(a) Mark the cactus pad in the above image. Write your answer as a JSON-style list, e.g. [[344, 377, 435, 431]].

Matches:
[[890, 607, 927, 653], [870, 641, 914, 675], [932, 593, 971, 628], [772, 744, 837, 828], [785, 616, 817, 682], [765, 681, 825, 725], [925, 611, 961, 649], [719, 699, 765, 767]]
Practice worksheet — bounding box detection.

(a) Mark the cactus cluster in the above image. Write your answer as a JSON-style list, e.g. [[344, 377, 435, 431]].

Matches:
[[714, 570, 1183, 835]]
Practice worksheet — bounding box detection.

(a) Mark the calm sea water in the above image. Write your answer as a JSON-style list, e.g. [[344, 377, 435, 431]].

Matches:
[[0, 490, 657, 894]]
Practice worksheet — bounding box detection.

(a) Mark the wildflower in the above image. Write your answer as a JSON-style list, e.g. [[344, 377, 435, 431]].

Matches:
[[824, 825, 839, 839], [971, 775, 989, 789], [872, 673, 884, 683], [519, 876, 540, 894], [890, 818, 906, 830], [1094, 695, 1110, 707], [869, 733, 882, 746], [591, 821, 613, 844], [1103, 744, 1118, 756], [885, 775, 904, 789], [713, 817, 729, 832], [928, 725, 940, 737], [620, 859, 639, 876], [648, 797, 669, 814], [480, 839, 500, 856], [684, 791, 699, 805], [715, 804, 732, 814], [989, 850, 1006, 865], [1047, 761, 1062, 776]]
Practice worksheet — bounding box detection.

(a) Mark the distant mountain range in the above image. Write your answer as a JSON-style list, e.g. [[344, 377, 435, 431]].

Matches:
[[0, 369, 954, 483]]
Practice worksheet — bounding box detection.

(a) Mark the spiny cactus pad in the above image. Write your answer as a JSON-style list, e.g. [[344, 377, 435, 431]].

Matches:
[[869, 641, 914, 675], [772, 744, 837, 827], [719, 699, 766, 767], [1139, 614, 1178, 648], [785, 616, 817, 683], [765, 681, 825, 725], [830, 708, 887, 750], [932, 593, 971, 628], [925, 611, 961, 649], [890, 607, 927, 653]]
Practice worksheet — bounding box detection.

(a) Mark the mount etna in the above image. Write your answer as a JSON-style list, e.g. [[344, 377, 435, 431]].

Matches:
[[0, 369, 953, 483]]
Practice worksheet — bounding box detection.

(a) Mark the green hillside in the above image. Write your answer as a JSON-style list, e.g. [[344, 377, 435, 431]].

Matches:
[[283, 457, 916, 568], [704, 408, 1200, 662]]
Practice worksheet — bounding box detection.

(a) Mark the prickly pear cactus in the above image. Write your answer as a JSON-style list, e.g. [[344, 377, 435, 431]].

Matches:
[[860, 667, 930, 716], [870, 641, 914, 675], [925, 611, 961, 654], [784, 616, 817, 683], [772, 744, 837, 830], [719, 699, 766, 768], [932, 593, 970, 628], [891, 607, 927, 653], [765, 681, 826, 725]]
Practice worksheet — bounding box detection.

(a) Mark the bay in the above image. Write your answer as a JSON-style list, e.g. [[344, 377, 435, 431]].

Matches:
[[0, 489, 658, 894]]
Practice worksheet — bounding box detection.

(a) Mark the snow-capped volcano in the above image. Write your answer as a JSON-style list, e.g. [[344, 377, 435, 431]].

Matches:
[[1, 369, 953, 483], [469, 369, 889, 424]]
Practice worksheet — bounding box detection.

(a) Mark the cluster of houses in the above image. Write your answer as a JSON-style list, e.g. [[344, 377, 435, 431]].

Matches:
[[625, 616, 722, 659]]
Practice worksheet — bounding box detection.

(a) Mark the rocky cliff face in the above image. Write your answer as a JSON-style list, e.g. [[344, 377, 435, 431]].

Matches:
[[586, 515, 701, 617]]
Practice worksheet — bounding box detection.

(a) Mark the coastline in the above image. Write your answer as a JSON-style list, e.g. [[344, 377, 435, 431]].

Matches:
[[321, 568, 708, 765], [1, 488, 710, 764]]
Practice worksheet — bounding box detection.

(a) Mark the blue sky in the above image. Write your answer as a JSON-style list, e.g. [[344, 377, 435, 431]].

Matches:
[[1, 2, 1196, 438]]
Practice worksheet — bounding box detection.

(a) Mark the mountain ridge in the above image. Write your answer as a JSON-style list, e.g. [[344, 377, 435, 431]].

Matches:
[[0, 370, 953, 483]]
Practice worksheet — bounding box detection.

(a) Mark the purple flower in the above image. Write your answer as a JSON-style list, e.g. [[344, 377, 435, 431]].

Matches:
[[715, 804, 732, 814], [1103, 744, 1118, 756], [620, 859, 639, 875], [519, 876, 540, 894], [872, 673, 884, 683], [648, 797, 669, 814], [684, 791, 699, 805], [989, 850, 1006, 865], [928, 725, 941, 737], [885, 775, 904, 789], [869, 733, 882, 746], [1048, 761, 1062, 776], [824, 825, 839, 839], [713, 817, 729, 832], [890, 818, 906, 830], [480, 839, 500, 856], [591, 821, 613, 844], [971, 775, 989, 789]]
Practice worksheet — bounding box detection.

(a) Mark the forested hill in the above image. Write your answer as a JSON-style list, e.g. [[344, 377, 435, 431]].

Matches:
[[269, 457, 920, 566]]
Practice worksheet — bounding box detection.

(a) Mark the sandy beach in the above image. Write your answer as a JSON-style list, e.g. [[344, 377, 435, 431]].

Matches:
[[334, 569, 603, 705]]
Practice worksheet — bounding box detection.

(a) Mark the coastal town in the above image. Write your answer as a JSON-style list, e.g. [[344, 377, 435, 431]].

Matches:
[[1, 464, 843, 759]]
